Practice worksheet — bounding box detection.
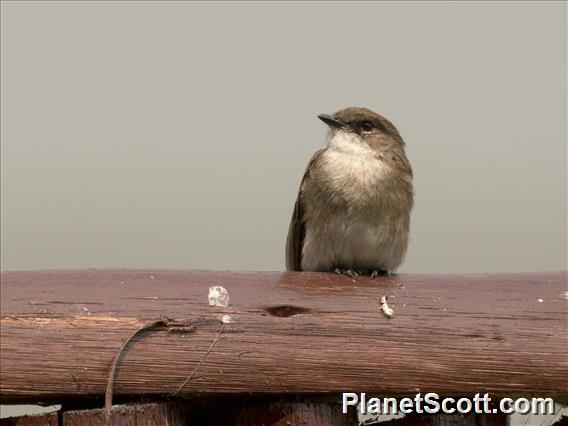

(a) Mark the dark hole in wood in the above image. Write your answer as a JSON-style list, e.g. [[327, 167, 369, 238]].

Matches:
[[264, 305, 312, 317]]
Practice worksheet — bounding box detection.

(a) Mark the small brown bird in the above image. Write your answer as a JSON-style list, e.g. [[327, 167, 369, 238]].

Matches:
[[285, 107, 413, 277]]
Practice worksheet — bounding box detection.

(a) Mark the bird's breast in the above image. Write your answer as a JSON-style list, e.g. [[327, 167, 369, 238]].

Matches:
[[316, 142, 391, 208]]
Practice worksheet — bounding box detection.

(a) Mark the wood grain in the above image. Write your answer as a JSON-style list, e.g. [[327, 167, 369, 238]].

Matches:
[[0, 412, 58, 426], [62, 403, 189, 426], [1, 270, 566, 404], [60, 401, 357, 426]]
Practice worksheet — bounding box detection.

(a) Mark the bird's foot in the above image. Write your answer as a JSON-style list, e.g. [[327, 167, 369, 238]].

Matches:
[[334, 268, 393, 281], [369, 270, 391, 279], [334, 268, 359, 278]]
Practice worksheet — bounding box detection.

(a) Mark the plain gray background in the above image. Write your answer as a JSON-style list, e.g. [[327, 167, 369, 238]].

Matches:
[[1, 1, 566, 274], [0, 2, 566, 421]]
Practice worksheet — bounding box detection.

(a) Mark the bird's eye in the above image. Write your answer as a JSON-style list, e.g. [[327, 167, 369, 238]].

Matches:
[[360, 121, 373, 132]]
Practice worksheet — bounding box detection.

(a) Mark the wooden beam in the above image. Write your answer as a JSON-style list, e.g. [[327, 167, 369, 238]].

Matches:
[[0, 412, 58, 426], [61, 403, 190, 426], [1, 270, 566, 404], [60, 401, 357, 426], [0, 402, 359, 426]]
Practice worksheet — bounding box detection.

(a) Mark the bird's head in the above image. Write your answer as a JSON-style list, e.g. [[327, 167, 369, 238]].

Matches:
[[318, 107, 405, 152]]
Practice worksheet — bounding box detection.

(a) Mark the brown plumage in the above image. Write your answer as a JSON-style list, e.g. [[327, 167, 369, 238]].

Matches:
[[285, 107, 413, 275]]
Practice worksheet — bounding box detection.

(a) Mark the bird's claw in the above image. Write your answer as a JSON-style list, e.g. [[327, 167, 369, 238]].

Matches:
[[370, 270, 392, 279], [334, 268, 392, 280], [334, 268, 359, 278]]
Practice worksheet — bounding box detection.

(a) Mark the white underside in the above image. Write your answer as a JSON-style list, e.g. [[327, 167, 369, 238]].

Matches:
[[300, 130, 407, 272]]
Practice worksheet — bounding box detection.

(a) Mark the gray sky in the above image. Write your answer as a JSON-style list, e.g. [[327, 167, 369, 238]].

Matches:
[[1, 1, 566, 273]]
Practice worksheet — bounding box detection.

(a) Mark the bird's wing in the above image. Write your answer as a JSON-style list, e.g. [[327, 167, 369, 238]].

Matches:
[[285, 149, 325, 271]]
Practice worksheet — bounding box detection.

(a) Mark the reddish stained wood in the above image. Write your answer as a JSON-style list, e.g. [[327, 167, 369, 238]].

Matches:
[[0, 270, 566, 404]]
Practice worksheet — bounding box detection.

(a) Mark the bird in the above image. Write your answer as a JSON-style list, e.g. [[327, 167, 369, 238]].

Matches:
[[285, 107, 413, 278]]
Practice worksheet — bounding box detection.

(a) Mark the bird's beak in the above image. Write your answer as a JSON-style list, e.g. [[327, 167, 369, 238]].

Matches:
[[318, 114, 345, 129]]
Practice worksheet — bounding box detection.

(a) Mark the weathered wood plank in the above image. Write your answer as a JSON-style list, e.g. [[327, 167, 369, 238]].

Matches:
[[59, 401, 357, 426], [0, 412, 58, 426], [378, 412, 509, 426], [190, 399, 358, 425], [62, 403, 188, 426], [1, 270, 566, 404]]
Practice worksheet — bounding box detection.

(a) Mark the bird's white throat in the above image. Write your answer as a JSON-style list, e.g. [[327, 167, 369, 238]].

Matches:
[[326, 129, 371, 155], [324, 129, 390, 180]]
